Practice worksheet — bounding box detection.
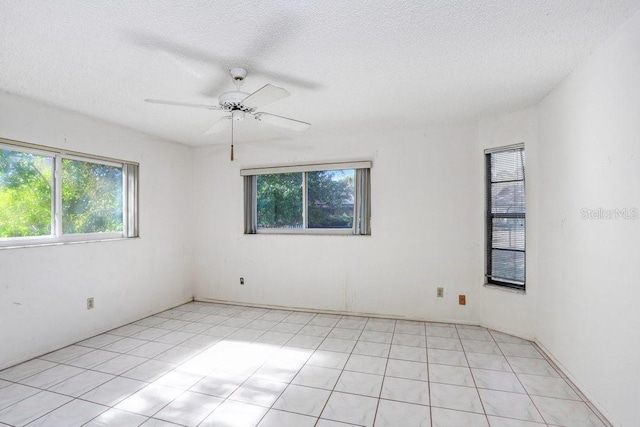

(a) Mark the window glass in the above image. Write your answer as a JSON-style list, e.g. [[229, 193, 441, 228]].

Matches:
[[491, 249, 525, 283], [486, 147, 525, 289], [491, 218, 525, 251], [257, 173, 303, 229], [490, 150, 525, 182], [0, 148, 53, 238], [307, 169, 354, 229], [62, 158, 123, 234], [491, 182, 525, 214]]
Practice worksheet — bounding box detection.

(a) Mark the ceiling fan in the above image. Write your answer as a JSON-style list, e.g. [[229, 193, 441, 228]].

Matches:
[[145, 67, 311, 160]]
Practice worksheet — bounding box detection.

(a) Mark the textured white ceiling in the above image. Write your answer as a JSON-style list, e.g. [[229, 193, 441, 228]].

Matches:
[[1, 1, 639, 146]]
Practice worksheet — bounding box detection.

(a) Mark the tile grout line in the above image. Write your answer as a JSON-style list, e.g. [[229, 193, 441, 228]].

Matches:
[[423, 322, 433, 427]]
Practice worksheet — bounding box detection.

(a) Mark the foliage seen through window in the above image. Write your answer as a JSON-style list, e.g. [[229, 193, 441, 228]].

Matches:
[[62, 159, 123, 234], [0, 149, 53, 237]]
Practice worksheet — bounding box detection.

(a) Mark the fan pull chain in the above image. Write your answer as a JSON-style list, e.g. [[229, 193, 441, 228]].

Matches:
[[230, 116, 235, 161]]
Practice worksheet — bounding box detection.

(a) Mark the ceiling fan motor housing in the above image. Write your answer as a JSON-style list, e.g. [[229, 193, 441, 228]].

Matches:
[[218, 91, 253, 112]]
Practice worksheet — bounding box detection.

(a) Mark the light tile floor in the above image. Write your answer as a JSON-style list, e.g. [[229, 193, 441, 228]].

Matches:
[[0, 302, 611, 427]]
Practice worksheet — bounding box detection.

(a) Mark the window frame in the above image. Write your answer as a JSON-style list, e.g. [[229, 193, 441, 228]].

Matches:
[[0, 138, 139, 248], [485, 144, 526, 290], [242, 161, 371, 236]]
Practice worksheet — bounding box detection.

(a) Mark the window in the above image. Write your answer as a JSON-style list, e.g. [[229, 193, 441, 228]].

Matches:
[[0, 138, 138, 247], [485, 145, 525, 289], [242, 162, 371, 235]]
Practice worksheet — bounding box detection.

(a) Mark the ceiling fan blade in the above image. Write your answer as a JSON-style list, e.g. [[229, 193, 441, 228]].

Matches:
[[145, 99, 221, 110], [205, 116, 231, 134], [242, 84, 290, 109], [254, 112, 311, 131], [130, 31, 322, 91]]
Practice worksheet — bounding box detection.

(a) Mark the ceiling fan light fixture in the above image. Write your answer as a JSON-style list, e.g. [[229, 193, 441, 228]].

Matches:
[[232, 110, 245, 121], [229, 67, 248, 81], [218, 91, 252, 111]]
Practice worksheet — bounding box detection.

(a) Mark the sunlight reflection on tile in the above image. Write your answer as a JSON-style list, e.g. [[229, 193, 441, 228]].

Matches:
[[200, 400, 268, 427], [154, 391, 222, 426], [228, 377, 287, 407], [84, 407, 148, 426], [115, 383, 183, 416]]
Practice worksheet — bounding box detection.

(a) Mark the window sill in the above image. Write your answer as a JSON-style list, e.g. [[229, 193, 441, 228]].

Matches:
[[483, 283, 526, 295], [0, 236, 137, 250], [252, 229, 368, 236]]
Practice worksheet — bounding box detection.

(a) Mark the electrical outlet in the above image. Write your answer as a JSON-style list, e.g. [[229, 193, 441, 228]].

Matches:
[[240, 277, 244, 285], [87, 297, 94, 310], [437, 287, 444, 298], [458, 295, 466, 305]]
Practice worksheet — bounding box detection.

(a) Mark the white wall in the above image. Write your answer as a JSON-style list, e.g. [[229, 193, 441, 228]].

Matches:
[[477, 109, 538, 340], [192, 124, 483, 323], [535, 11, 640, 426], [0, 92, 194, 369]]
